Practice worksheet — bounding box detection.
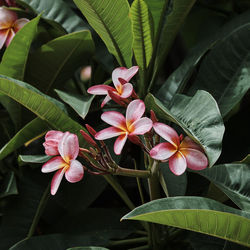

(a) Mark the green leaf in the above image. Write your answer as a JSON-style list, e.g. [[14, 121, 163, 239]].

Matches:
[[199, 163, 250, 211], [17, 0, 88, 33], [122, 197, 250, 247], [18, 155, 51, 164], [0, 15, 40, 80], [67, 248, 109, 250], [55, 90, 94, 119], [149, 0, 196, 90], [25, 30, 95, 93], [0, 75, 84, 139], [189, 20, 250, 117], [144, 0, 164, 33], [73, 0, 133, 67], [0, 172, 18, 199], [0, 118, 49, 161], [145, 91, 225, 167], [130, 0, 153, 69]]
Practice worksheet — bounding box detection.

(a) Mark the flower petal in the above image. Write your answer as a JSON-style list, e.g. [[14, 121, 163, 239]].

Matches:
[[13, 18, 29, 32], [153, 122, 180, 147], [126, 99, 145, 127], [181, 148, 208, 170], [58, 132, 79, 161], [101, 94, 112, 107], [65, 160, 84, 183], [180, 136, 204, 152], [0, 29, 9, 49], [45, 130, 64, 141], [112, 66, 139, 87], [169, 152, 187, 175], [129, 117, 152, 135], [5, 28, 15, 47], [119, 83, 133, 98], [150, 142, 177, 161], [114, 133, 128, 155], [41, 156, 66, 173], [0, 7, 17, 29], [51, 168, 66, 195], [101, 111, 126, 129], [95, 127, 123, 140], [87, 85, 115, 95]]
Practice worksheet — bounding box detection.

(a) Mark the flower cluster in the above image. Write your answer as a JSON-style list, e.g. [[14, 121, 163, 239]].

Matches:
[[0, 7, 29, 49], [41, 66, 208, 194]]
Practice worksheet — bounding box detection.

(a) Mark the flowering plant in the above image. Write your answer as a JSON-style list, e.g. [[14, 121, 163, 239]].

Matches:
[[0, 0, 249, 249]]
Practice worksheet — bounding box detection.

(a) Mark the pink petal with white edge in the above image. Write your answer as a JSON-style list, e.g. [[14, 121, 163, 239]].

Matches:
[[65, 160, 84, 183], [51, 168, 66, 195], [87, 85, 114, 95], [126, 99, 145, 127], [45, 130, 64, 141], [129, 117, 152, 135], [101, 111, 126, 129], [153, 122, 180, 147], [13, 18, 29, 32], [169, 152, 187, 175], [41, 156, 66, 173], [101, 94, 112, 108], [114, 133, 128, 155], [150, 142, 177, 161], [0, 7, 17, 29], [58, 132, 79, 162], [43, 142, 59, 156], [180, 136, 204, 152], [5, 28, 15, 47], [112, 66, 139, 87], [95, 127, 123, 140], [181, 148, 208, 170], [0, 29, 9, 49], [119, 83, 133, 98]]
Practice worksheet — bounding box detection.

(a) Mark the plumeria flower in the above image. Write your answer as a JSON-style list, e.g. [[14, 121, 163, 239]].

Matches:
[[95, 99, 153, 155], [0, 7, 29, 49], [42, 131, 84, 195], [87, 66, 139, 107], [150, 122, 208, 175]]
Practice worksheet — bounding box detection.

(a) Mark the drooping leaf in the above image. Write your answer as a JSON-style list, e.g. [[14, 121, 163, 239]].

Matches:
[[149, 0, 196, 90], [17, 0, 88, 33], [0, 118, 49, 161], [18, 155, 51, 164], [25, 30, 95, 93], [188, 19, 250, 117], [73, 0, 133, 67], [130, 0, 153, 69], [0, 75, 84, 140], [122, 197, 250, 247], [145, 91, 225, 167], [55, 90, 94, 120], [199, 163, 250, 211]]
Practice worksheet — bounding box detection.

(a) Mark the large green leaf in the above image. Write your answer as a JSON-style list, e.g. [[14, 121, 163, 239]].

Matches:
[[0, 15, 40, 129], [25, 30, 94, 93], [17, 0, 88, 33], [73, 0, 133, 67], [0, 75, 84, 138], [145, 91, 225, 167], [149, 0, 196, 90], [122, 197, 250, 247], [199, 163, 250, 212], [144, 0, 164, 33], [0, 118, 49, 161], [55, 90, 94, 120], [130, 0, 153, 69], [189, 20, 250, 117]]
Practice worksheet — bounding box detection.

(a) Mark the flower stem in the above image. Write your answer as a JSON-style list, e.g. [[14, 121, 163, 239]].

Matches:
[[109, 237, 148, 247], [114, 166, 150, 178]]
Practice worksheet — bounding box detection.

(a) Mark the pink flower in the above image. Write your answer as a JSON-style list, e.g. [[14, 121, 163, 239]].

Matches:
[[42, 131, 84, 195], [87, 66, 139, 107], [95, 99, 153, 155], [0, 7, 29, 49], [150, 122, 208, 175], [43, 130, 64, 156]]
